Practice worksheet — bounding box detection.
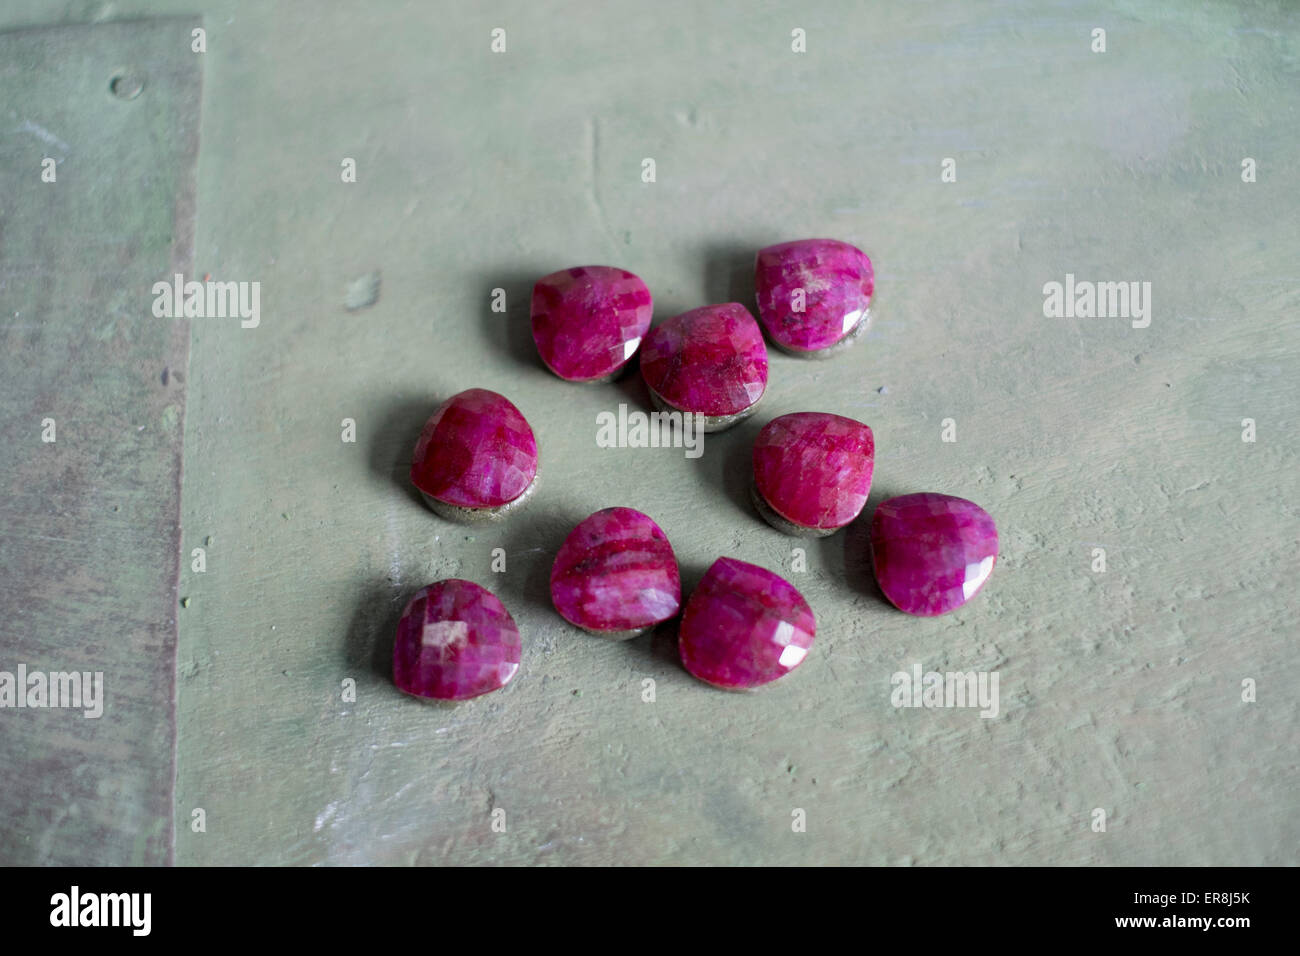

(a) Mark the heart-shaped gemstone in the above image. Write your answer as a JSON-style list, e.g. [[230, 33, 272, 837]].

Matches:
[[752, 411, 875, 534], [393, 580, 522, 700], [550, 507, 681, 638], [870, 493, 998, 616], [531, 266, 653, 382], [678, 557, 816, 690], [410, 388, 538, 517], [754, 238, 873, 355], [639, 302, 768, 430]]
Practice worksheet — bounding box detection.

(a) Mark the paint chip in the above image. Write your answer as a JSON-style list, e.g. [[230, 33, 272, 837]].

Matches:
[[344, 270, 382, 312]]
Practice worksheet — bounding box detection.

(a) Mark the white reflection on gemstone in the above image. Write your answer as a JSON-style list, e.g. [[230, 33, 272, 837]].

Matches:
[[421, 620, 469, 650], [961, 555, 995, 600], [499, 662, 520, 683], [778, 644, 807, 669], [623, 337, 642, 360], [641, 588, 679, 618], [772, 620, 795, 646], [841, 308, 864, 334]]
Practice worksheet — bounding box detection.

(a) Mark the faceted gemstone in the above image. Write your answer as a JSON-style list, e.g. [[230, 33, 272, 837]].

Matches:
[[550, 507, 681, 637], [870, 493, 998, 616], [531, 266, 654, 382], [393, 579, 522, 700], [678, 557, 816, 690], [752, 412, 874, 534], [753, 239, 873, 354], [410, 388, 538, 511], [639, 303, 768, 426]]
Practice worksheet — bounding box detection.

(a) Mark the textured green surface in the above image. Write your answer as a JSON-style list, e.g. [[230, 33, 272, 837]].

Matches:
[[0, 18, 200, 865], [2, 1, 1298, 865]]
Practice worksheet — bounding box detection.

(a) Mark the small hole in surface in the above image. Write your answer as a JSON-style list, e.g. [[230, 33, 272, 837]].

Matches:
[[109, 71, 145, 100]]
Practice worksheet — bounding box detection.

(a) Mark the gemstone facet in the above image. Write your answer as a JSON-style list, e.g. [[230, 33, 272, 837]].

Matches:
[[410, 388, 538, 520], [639, 303, 768, 431], [531, 266, 654, 382], [393, 579, 522, 700], [678, 557, 816, 690], [752, 412, 875, 535], [550, 507, 681, 638], [754, 238, 873, 355], [869, 493, 998, 616]]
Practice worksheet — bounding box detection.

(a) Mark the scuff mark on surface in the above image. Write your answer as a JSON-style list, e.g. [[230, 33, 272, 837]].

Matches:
[[584, 116, 619, 252], [15, 118, 71, 159]]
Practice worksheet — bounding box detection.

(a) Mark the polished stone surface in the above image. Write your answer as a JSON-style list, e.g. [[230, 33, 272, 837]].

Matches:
[[754, 238, 873, 353], [678, 557, 816, 689], [639, 303, 767, 418], [550, 507, 680, 635], [393, 580, 522, 700], [531, 266, 653, 381], [410, 388, 538, 509], [752, 412, 875, 532], [870, 493, 998, 616]]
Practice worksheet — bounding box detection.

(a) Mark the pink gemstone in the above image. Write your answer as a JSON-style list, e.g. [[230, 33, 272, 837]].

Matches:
[[678, 557, 816, 690], [639, 303, 768, 425], [410, 388, 538, 511], [531, 266, 654, 382], [752, 412, 875, 533], [870, 493, 998, 616], [754, 239, 873, 354], [550, 507, 681, 637], [393, 580, 522, 700]]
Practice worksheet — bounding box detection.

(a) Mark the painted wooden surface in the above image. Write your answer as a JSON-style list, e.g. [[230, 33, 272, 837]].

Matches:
[[0, 19, 200, 864], [1, 1, 1296, 865]]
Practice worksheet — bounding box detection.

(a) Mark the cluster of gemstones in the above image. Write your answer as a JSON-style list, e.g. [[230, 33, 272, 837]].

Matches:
[[393, 239, 998, 701]]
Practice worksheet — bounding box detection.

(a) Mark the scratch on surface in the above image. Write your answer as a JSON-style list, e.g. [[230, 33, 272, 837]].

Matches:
[[8, 531, 84, 544], [15, 119, 71, 159], [314, 801, 340, 832], [386, 500, 401, 587], [584, 116, 619, 251], [36, 806, 71, 862]]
